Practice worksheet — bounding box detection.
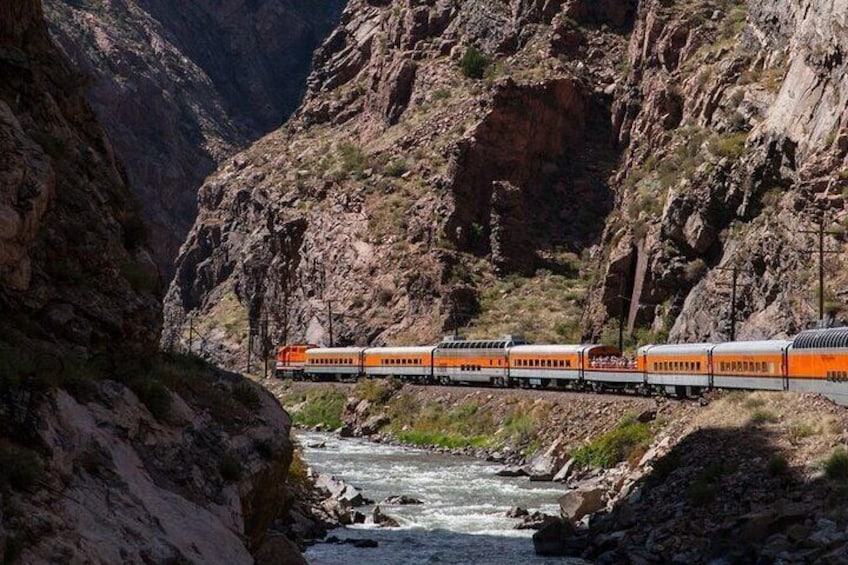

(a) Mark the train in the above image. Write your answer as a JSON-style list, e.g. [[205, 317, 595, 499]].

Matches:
[[274, 327, 848, 405]]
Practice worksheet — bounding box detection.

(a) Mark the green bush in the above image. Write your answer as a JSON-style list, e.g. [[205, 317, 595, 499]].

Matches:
[[232, 382, 262, 411], [338, 141, 368, 178], [689, 460, 730, 506], [384, 159, 409, 177], [572, 418, 653, 469], [0, 446, 44, 492], [134, 380, 172, 420], [750, 408, 778, 424], [121, 260, 157, 293], [289, 389, 346, 429], [767, 454, 788, 476], [460, 47, 488, 79], [219, 453, 242, 482], [825, 447, 848, 480]]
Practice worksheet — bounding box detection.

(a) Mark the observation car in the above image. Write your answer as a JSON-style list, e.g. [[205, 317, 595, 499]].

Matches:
[[432, 335, 525, 386]]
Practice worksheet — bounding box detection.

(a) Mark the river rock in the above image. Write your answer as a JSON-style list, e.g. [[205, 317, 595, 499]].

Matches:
[[307, 441, 327, 449], [384, 495, 423, 505], [532, 518, 583, 556], [496, 466, 528, 477], [553, 458, 577, 482], [506, 506, 529, 518], [559, 487, 606, 523], [524, 436, 569, 481], [337, 424, 354, 438], [372, 505, 400, 528], [515, 512, 558, 530], [359, 413, 390, 436]]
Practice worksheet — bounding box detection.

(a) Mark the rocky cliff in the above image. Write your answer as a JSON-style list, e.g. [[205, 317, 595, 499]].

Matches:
[[1, 0, 160, 349], [43, 0, 346, 272], [165, 0, 848, 366], [1, 1, 308, 561]]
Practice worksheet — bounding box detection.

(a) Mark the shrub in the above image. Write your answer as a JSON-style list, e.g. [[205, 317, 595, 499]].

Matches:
[[572, 418, 653, 469], [31, 130, 68, 158], [689, 460, 730, 506], [767, 454, 789, 476], [219, 453, 242, 482], [353, 378, 398, 405], [384, 159, 409, 177], [0, 446, 44, 492], [338, 141, 368, 178], [289, 389, 345, 429], [232, 382, 261, 411], [825, 447, 848, 481], [710, 132, 748, 159], [134, 380, 172, 420], [121, 260, 157, 293], [750, 408, 778, 424], [460, 46, 488, 79]]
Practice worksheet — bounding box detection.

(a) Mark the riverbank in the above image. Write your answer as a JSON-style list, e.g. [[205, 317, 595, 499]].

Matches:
[[263, 379, 848, 562]]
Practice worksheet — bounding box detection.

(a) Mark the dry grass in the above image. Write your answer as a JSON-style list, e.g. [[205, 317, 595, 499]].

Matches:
[[461, 270, 587, 343]]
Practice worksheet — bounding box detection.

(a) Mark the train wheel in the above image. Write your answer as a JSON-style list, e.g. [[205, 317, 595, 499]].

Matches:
[[439, 376, 450, 386]]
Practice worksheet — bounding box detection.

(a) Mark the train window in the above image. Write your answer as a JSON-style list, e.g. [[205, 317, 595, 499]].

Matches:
[[566, 360, 571, 368], [546, 360, 551, 367], [535, 359, 541, 367]]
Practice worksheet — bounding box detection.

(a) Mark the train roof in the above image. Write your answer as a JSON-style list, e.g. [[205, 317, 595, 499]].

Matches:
[[793, 328, 848, 349], [639, 343, 715, 356], [711, 340, 792, 355], [509, 344, 620, 355], [305, 347, 366, 355], [436, 339, 512, 349], [363, 346, 437, 355]]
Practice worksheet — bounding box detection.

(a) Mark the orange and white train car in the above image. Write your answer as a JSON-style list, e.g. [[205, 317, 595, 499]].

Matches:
[[508, 344, 586, 386], [711, 340, 790, 391], [304, 347, 365, 379], [433, 337, 516, 386], [788, 328, 848, 405], [363, 346, 436, 382], [641, 343, 713, 389]]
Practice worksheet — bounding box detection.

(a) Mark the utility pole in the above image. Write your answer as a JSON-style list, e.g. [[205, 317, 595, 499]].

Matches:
[[716, 262, 751, 342], [262, 316, 270, 379], [328, 300, 333, 347], [800, 217, 842, 324]]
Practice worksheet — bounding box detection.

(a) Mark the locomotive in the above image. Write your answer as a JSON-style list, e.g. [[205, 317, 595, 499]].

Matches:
[[275, 327, 848, 406]]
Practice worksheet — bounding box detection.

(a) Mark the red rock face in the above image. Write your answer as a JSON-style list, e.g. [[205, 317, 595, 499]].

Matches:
[[42, 0, 346, 275], [0, 0, 160, 349]]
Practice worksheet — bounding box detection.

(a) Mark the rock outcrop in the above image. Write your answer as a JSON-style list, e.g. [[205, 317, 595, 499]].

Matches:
[[163, 0, 625, 366], [164, 0, 848, 360], [0, 2, 311, 561], [11, 374, 298, 564], [0, 0, 159, 349], [43, 0, 346, 272], [583, 0, 848, 342]]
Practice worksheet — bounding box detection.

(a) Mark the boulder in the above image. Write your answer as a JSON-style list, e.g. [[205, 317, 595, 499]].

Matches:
[[496, 466, 528, 477], [515, 512, 558, 530], [359, 413, 390, 436], [559, 487, 606, 523], [372, 505, 400, 528], [532, 518, 584, 556], [506, 506, 529, 518], [337, 424, 354, 438], [553, 458, 577, 482], [524, 436, 569, 481], [384, 495, 423, 505]]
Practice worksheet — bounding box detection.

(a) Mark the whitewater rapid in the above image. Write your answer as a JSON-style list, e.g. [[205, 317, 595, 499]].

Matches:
[[299, 431, 570, 564]]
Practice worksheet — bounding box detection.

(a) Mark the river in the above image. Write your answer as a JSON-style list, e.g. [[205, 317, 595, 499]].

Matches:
[[298, 431, 572, 564]]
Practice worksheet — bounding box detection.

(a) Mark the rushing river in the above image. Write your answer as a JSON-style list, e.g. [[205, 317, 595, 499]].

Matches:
[[299, 431, 571, 564]]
